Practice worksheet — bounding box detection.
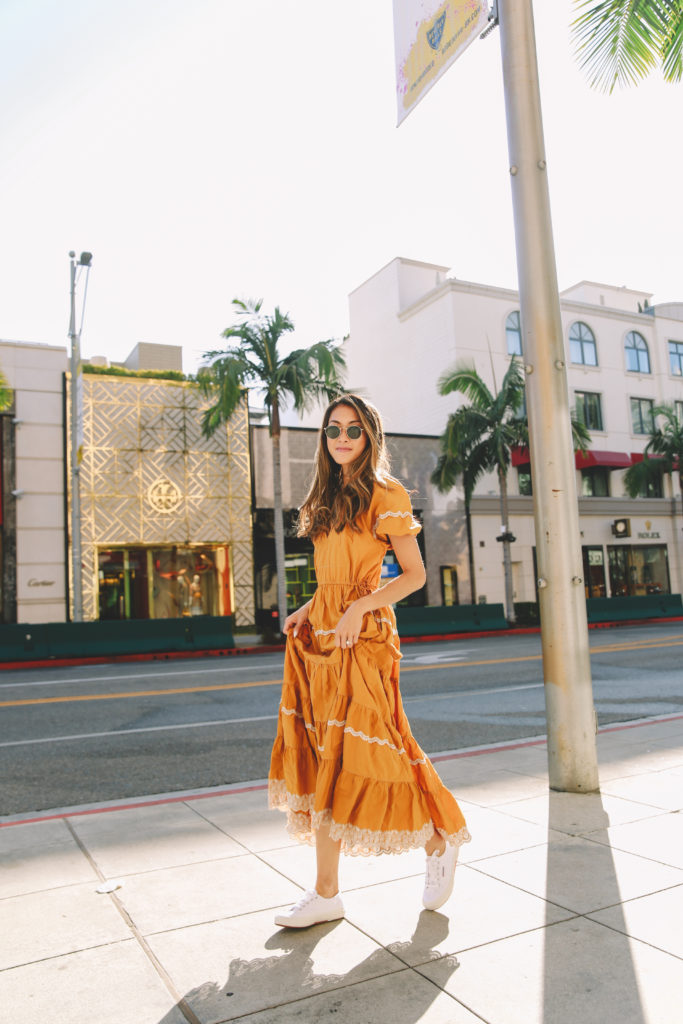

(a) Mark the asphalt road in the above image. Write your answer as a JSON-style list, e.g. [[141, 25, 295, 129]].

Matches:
[[1, 621, 681, 816]]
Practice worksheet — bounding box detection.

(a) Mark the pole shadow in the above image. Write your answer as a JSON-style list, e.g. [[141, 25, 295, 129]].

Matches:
[[542, 791, 647, 1024]]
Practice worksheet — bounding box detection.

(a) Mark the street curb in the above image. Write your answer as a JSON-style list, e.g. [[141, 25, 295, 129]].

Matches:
[[3, 711, 682, 829], [1, 615, 681, 671]]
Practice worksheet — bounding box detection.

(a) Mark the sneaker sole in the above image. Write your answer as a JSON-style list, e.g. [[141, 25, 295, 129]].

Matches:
[[274, 910, 344, 929]]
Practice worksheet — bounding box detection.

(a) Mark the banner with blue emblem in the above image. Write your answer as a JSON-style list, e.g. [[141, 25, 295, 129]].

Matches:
[[393, 0, 488, 125]]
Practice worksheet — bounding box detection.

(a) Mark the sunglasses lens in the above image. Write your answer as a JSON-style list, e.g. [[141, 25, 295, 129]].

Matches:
[[325, 425, 341, 439], [347, 426, 362, 439]]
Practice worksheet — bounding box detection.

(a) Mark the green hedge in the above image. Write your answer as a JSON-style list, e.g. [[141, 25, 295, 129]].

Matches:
[[0, 616, 234, 662]]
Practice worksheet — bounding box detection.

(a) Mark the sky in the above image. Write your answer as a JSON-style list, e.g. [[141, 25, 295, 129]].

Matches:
[[1, 0, 681, 380]]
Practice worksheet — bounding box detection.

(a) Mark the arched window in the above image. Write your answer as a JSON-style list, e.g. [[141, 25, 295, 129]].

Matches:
[[569, 322, 598, 366], [505, 311, 522, 356], [624, 331, 650, 373]]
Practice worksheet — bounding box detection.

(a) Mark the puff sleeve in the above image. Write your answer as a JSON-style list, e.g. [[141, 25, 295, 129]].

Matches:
[[371, 479, 422, 544]]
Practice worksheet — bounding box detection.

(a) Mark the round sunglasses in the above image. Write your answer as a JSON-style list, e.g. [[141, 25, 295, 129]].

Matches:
[[324, 424, 364, 440]]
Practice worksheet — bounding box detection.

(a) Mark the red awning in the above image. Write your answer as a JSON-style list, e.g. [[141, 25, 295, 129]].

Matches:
[[575, 450, 632, 470], [511, 446, 530, 467], [631, 451, 678, 468]]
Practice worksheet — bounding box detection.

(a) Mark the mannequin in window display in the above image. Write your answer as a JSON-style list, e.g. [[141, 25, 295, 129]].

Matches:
[[190, 574, 204, 615]]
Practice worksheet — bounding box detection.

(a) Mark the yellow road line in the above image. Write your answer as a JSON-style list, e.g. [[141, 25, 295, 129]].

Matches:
[[2, 633, 681, 709], [0, 678, 282, 709]]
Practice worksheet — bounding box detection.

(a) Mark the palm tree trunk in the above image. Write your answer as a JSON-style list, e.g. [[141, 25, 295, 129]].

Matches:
[[498, 465, 516, 623], [465, 499, 476, 605], [270, 399, 288, 633]]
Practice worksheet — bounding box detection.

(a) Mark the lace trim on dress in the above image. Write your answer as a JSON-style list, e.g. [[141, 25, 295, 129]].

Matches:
[[342, 724, 426, 765], [280, 706, 316, 735], [313, 627, 337, 637], [268, 779, 315, 814], [372, 509, 417, 539], [270, 780, 472, 855], [279, 710, 426, 765], [313, 810, 471, 857]]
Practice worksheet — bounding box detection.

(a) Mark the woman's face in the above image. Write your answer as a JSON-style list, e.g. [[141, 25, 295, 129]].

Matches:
[[325, 403, 368, 478]]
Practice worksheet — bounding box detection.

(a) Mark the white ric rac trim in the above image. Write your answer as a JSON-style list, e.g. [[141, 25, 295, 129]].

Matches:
[[280, 706, 315, 734], [372, 509, 416, 538], [343, 725, 426, 765], [313, 627, 337, 637]]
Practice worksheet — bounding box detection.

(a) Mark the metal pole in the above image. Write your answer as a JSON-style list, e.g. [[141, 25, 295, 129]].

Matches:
[[498, 0, 599, 791], [68, 251, 83, 622]]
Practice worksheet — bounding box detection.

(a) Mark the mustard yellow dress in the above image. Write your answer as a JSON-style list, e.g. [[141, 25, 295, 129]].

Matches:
[[268, 478, 470, 856]]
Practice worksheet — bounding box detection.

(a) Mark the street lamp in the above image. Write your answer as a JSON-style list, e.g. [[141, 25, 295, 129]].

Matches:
[[68, 250, 93, 622]]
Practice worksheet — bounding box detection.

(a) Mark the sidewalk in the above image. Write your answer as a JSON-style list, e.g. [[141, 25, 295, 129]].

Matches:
[[1, 715, 682, 1024]]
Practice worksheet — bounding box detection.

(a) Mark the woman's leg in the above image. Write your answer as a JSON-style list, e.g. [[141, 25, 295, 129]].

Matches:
[[424, 827, 446, 856], [315, 821, 342, 897]]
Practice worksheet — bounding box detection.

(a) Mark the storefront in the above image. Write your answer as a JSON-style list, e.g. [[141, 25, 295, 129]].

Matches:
[[582, 542, 671, 598], [69, 371, 255, 626], [98, 544, 233, 620]]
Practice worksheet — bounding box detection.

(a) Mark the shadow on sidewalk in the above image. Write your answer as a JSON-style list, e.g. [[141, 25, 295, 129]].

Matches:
[[542, 791, 646, 1024], [154, 909, 458, 1023]]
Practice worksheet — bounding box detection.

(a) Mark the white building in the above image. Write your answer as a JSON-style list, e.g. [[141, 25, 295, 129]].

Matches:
[[343, 258, 683, 607], [0, 340, 67, 623]]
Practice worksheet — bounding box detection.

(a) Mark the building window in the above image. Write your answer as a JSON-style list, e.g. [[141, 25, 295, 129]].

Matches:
[[517, 468, 533, 495], [575, 390, 603, 431], [440, 566, 459, 606], [569, 321, 598, 366], [607, 545, 670, 597], [581, 468, 610, 497], [506, 311, 523, 356], [624, 331, 650, 373], [637, 473, 663, 499], [669, 340, 683, 376], [676, 400, 683, 425], [630, 397, 654, 435]]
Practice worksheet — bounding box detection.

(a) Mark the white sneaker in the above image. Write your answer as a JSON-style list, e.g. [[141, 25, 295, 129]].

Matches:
[[422, 843, 458, 911], [274, 889, 345, 929]]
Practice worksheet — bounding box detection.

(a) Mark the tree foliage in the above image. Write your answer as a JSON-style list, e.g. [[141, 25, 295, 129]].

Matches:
[[198, 299, 345, 438], [623, 403, 683, 496], [0, 369, 12, 412], [572, 0, 683, 92]]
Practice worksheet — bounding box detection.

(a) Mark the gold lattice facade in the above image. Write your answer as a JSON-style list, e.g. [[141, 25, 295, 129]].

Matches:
[[67, 374, 254, 627]]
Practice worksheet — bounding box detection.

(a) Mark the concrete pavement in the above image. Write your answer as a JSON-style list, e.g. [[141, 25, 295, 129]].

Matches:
[[1, 714, 682, 1024]]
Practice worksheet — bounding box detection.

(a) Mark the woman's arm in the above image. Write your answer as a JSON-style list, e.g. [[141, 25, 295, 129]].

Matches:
[[333, 533, 426, 646], [283, 599, 312, 636]]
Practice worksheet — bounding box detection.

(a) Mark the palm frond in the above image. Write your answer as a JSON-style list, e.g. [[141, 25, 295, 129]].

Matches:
[[437, 362, 494, 408], [0, 369, 13, 412], [662, 2, 683, 80], [572, 0, 683, 91], [622, 455, 665, 497], [570, 409, 592, 455]]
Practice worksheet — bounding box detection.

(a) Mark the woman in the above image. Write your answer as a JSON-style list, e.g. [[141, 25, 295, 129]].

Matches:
[[269, 394, 470, 928]]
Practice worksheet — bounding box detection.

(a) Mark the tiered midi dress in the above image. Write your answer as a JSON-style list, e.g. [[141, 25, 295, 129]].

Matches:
[[268, 478, 470, 856]]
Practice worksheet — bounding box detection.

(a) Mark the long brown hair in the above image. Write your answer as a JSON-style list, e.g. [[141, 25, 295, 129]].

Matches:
[[298, 394, 391, 538]]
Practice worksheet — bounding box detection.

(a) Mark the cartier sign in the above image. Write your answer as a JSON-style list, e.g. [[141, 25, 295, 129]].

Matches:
[[28, 578, 56, 587]]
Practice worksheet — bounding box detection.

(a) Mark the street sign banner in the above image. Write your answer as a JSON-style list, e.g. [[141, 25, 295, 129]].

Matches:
[[393, 0, 488, 125]]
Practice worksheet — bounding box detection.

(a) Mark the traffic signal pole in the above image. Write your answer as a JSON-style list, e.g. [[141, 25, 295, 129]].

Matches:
[[498, 0, 599, 791]]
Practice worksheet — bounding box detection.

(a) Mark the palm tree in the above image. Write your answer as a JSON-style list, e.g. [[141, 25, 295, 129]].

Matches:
[[572, 0, 683, 92], [0, 369, 12, 412], [199, 298, 346, 631], [431, 405, 492, 606], [432, 358, 529, 623], [623, 403, 683, 582], [432, 358, 593, 620]]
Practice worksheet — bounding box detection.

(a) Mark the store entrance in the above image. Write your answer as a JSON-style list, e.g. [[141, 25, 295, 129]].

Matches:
[[98, 548, 149, 620]]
